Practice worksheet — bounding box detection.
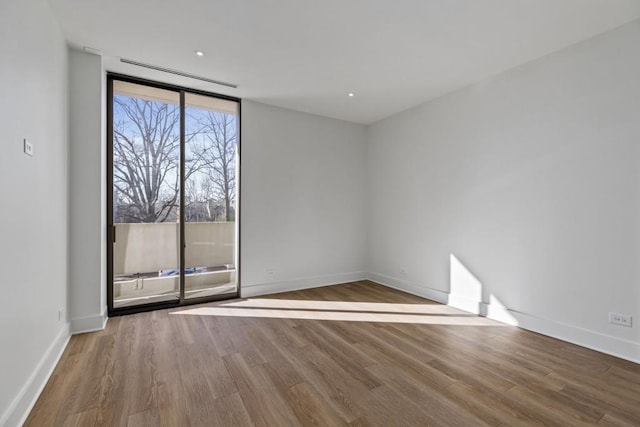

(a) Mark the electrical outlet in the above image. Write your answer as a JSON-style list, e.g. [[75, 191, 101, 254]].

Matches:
[[58, 308, 65, 322], [266, 269, 276, 278], [23, 139, 34, 156], [609, 312, 632, 327]]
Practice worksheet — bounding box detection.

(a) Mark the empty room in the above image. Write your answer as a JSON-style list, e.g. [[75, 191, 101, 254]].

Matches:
[[1, 0, 640, 425]]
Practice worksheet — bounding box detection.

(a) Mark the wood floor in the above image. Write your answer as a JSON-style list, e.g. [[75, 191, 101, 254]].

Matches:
[[26, 281, 640, 426]]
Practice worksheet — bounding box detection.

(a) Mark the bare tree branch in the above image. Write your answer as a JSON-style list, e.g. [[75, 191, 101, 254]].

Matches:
[[113, 96, 180, 223]]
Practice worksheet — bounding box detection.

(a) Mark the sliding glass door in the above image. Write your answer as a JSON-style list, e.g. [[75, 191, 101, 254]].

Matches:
[[107, 75, 239, 313], [184, 93, 239, 300], [110, 81, 182, 308]]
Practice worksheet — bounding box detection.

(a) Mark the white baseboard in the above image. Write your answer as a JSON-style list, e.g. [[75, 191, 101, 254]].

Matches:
[[368, 272, 640, 364], [70, 306, 108, 334], [447, 294, 483, 315], [479, 301, 519, 326], [487, 304, 640, 364], [241, 271, 367, 298], [0, 324, 70, 427], [367, 271, 449, 304]]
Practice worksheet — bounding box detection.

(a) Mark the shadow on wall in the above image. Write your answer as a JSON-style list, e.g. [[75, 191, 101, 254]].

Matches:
[[449, 253, 518, 326]]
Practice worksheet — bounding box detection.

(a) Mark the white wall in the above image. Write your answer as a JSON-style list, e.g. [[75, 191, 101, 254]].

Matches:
[[241, 101, 367, 296], [1, 10, 637, 425], [0, 1, 70, 425], [68, 50, 107, 333], [367, 21, 640, 362]]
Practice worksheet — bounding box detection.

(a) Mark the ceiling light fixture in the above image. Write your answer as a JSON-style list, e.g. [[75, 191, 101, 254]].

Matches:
[[348, 92, 355, 97], [195, 50, 205, 57]]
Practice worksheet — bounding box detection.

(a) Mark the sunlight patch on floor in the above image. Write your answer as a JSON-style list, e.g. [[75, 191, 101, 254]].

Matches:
[[171, 299, 506, 326], [218, 298, 465, 314]]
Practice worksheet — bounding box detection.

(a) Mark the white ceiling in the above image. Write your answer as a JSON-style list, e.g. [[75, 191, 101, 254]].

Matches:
[[49, 0, 640, 124]]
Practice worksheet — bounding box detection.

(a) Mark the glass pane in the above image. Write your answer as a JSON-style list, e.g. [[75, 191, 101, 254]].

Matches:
[[112, 81, 181, 308], [183, 92, 239, 299]]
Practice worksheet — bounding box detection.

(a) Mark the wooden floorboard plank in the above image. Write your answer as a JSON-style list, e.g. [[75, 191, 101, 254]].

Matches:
[[355, 384, 446, 427], [62, 408, 98, 427], [278, 343, 368, 422], [365, 363, 489, 426], [24, 280, 640, 426], [292, 321, 382, 390], [126, 408, 161, 427], [286, 381, 349, 427], [440, 381, 538, 426], [203, 392, 254, 427], [504, 385, 603, 425], [223, 352, 300, 426]]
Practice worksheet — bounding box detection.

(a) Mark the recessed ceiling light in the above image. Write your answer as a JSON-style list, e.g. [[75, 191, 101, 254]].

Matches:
[[348, 92, 355, 97], [195, 51, 205, 57]]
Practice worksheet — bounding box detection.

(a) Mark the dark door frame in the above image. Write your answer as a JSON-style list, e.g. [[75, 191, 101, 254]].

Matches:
[[106, 73, 241, 316]]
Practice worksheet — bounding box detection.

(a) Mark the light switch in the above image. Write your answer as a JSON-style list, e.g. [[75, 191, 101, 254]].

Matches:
[[24, 139, 34, 156]]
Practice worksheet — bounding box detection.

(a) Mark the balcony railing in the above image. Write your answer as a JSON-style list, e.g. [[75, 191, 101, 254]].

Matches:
[[113, 222, 236, 306]]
